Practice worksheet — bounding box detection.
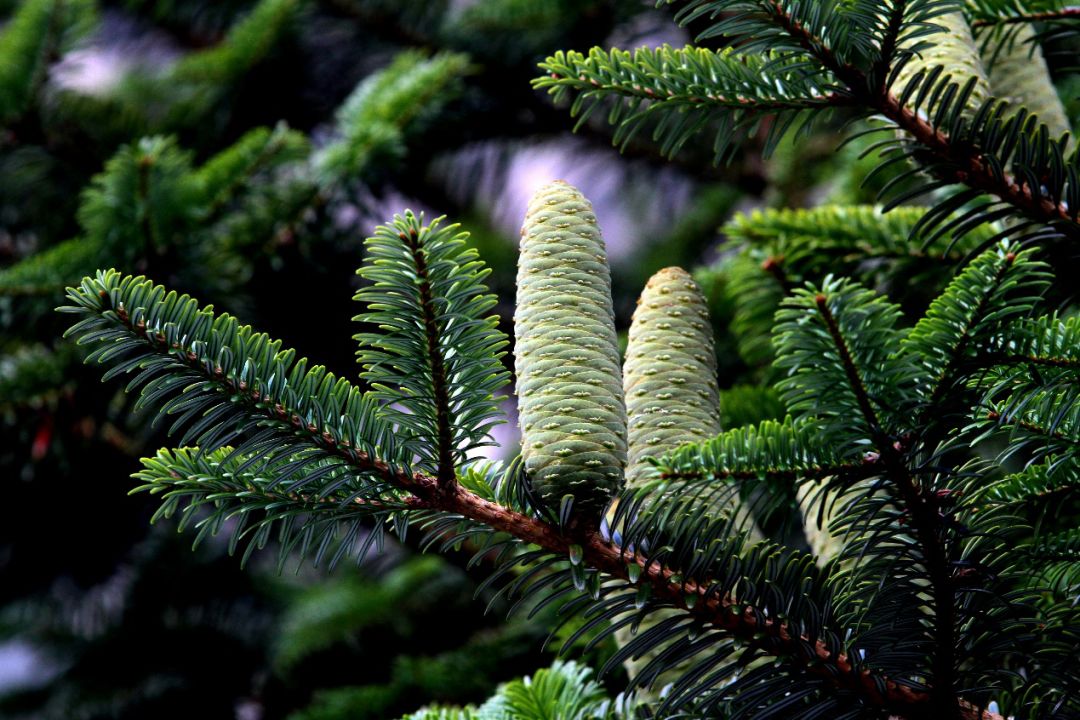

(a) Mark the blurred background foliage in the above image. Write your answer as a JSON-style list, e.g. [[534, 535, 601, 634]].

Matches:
[[2, 1, 1078, 719]]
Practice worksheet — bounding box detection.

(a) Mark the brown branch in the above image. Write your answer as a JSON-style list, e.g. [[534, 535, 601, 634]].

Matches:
[[108, 300, 1002, 720], [873, 93, 1075, 226], [972, 8, 1080, 28], [872, 0, 908, 84], [404, 224, 456, 487], [430, 477, 1005, 720], [434, 482, 928, 707]]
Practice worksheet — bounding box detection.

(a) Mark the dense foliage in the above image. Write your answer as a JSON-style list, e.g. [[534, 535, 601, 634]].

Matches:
[[6, 1, 1080, 719]]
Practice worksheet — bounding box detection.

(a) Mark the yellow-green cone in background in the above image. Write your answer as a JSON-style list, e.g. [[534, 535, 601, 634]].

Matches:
[[894, 12, 990, 118], [514, 181, 627, 514], [982, 25, 1071, 140], [623, 267, 720, 487]]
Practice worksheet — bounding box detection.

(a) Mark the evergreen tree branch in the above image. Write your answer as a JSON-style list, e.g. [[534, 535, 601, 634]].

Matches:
[[61, 272, 414, 489], [970, 5, 1080, 27], [761, 0, 1080, 236], [315, 51, 471, 184], [133, 446, 429, 569], [657, 417, 875, 484], [544, 4, 1080, 236], [0, 0, 96, 124], [534, 45, 848, 161], [541, 47, 848, 112], [644, 2, 1078, 239], [989, 399, 1071, 451], [60, 268, 1013, 720], [194, 124, 309, 222], [354, 214, 509, 481], [774, 280, 913, 452], [874, 94, 1076, 229], [989, 352, 1080, 368], [903, 245, 1049, 420], [168, 0, 300, 85], [971, 459, 1078, 508], [0, 342, 77, 412], [983, 312, 1080, 369], [812, 294, 889, 437], [723, 205, 994, 262], [812, 289, 961, 716], [0, 235, 105, 297]]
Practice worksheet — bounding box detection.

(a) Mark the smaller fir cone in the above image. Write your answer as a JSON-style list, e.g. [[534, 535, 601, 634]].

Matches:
[[623, 267, 720, 487], [515, 181, 627, 514], [618, 268, 760, 692], [983, 25, 1071, 140], [895, 12, 991, 118], [622, 267, 760, 532]]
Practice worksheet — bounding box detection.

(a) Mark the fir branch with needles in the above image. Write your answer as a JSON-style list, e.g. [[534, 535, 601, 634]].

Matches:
[[535, 0, 1080, 246], [62, 180, 1080, 718], [42, 3, 1080, 718], [967, 1, 1080, 28]]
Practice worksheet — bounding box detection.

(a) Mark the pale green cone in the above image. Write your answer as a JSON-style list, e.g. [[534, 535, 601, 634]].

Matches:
[[982, 25, 1071, 140], [895, 12, 990, 118], [617, 267, 760, 691], [515, 181, 627, 514], [623, 267, 721, 488], [622, 268, 760, 540]]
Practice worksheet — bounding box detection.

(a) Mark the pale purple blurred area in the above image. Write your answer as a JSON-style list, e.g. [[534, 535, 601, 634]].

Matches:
[[51, 10, 182, 94], [0, 641, 61, 694], [432, 137, 698, 265]]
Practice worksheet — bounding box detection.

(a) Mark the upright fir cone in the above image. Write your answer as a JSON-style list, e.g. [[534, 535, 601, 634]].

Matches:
[[514, 181, 626, 515], [982, 25, 1071, 141], [623, 266, 720, 487], [618, 267, 763, 689], [895, 11, 991, 118]]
